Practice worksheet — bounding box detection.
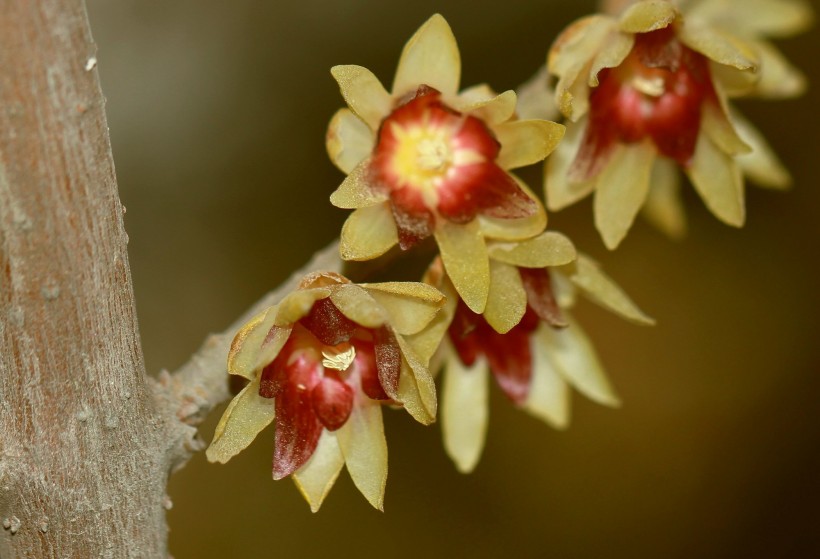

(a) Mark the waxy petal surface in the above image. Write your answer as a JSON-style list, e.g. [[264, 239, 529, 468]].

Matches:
[[435, 219, 490, 314], [337, 394, 388, 511], [442, 353, 490, 473], [488, 231, 577, 269], [293, 430, 345, 513], [484, 260, 527, 335], [326, 109, 375, 174], [330, 158, 388, 209], [206, 378, 275, 464], [569, 255, 655, 325], [331, 65, 392, 130], [687, 132, 745, 227], [340, 203, 399, 261], [495, 120, 565, 170], [392, 14, 461, 98]]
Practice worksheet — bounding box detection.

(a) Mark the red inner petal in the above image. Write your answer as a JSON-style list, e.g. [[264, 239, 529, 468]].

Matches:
[[576, 26, 716, 174], [374, 326, 401, 400], [447, 299, 540, 404], [299, 297, 357, 346], [389, 187, 435, 249], [353, 338, 390, 400], [269, 348, 323, 480], [311, 372, 354, 431], [519, 268, 567, 328]]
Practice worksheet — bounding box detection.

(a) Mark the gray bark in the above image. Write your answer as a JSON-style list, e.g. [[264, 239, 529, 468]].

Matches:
[[0, 0, 341, 556]]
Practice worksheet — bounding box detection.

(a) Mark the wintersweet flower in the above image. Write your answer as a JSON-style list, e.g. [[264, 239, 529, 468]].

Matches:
[[206, 272, 444, 511], [541, 0, 809, 248], [327, 14, 564, 313], [427, 238, 653, 473]]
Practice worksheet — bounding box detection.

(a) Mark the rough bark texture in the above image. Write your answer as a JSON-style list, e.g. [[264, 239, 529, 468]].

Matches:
[[0, 0, 174, 556], [0, 1, 343, 556]]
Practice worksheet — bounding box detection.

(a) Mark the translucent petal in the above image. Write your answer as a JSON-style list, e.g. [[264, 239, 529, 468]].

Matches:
[[336, 396, 387, 511], [539, 316, 621, 407], [326, 109, 375, 175], [293, 430, 345, 513], [678, 23, 758, 70], [206, 378, 275, 464], [330, 65, 392, 130], [731, 109, 791, 189], [442, 352, 489, 473], [479, 179, 548, 241], [525, 332, 570, 429], [329, 284, 387, 329], [495, 120, 566, 170], [515, 66, 559, 121], [256, 325, 293, 372], [435, 219, 490, 314], [618, 0, 678, 33], [685, 0, 813, 38], [403, 274, 457, 365], [549, 15, 614, 119], [395, 334, 437, 423], [274, 288, 331, 326], [687, 132, 745, 227], [749, 39, 807, 99], [392, 14, 460, 98], [569, 254, 655, 325], [593, 141, 656, 250], [701, 102, 752, 156], [330, 157, 387, 209], [545, 118, 596, 210], [484, 260, 527, 335], [361, 282, 444, 336], [340, 203, 399, 261], [487, 231, 576, 268], [641, 158, 687, 239], [227, 306, 278, 380], [455, 89, 517, 125], [589, 32, 634, 87]]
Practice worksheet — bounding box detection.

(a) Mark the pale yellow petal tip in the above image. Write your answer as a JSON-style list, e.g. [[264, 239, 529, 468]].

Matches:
[[452, 456, 479, 475], [204, 444, 229, 465], [618, 0, 678, 33], [393, 13, 460, 98]]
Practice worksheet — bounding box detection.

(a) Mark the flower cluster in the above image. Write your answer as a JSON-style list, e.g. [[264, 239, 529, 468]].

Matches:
[[208, 3, 808, 511], [536, 0, 810, 248]]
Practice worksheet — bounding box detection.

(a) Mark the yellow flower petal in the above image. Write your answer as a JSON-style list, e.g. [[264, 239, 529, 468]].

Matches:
[[442, 351, 489, 474], [329, 284, 386, 329], [539, 316, 621, 407], [330, 65, 392, 131], [255, 324, 293, 372], [339, 203, 399, 261], [495, 120, 566, 170], [484, 260, 527, 335], [395, 334, 437, 423], [403, 272, 458, 365], [330, 158, 388, 209], [227, 307, 278, 380], [589, 31, 634, 87], [275, 288, 332, 326], [487, 231, 577, 268], [749, 39, 807, 98], [206, 378, 275, 464], [525, 336, 570, 429], [641, 158, 687, 239], [569, 254, 655, 325], [360, 282, 444, 336], [479, 179, 548, 241], [686, 132, 745, 227], [392, 14, 461, 98], [593, 141, 656, 250], [326, 109, 376, 175], [550, 15, 614, 120], [336, 396, 387, 511], [701, 102, 752, 156], [515, 66, 559, 121], [618, 0, 678, 33], [545, 118, 596, 210], [293, 430, 345, 513], [731, 109, 791, 189], [455, 88, 517, 125], [435, 219, 490, 314], [678, 22, 758, 70], [685, 0, 813, 38]]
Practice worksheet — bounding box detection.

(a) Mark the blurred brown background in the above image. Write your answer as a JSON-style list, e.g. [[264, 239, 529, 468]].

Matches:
[[85, 1, 819, 557]]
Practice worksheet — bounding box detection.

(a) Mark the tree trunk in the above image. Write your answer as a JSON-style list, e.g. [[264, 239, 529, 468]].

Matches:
[[0, 0, 171, 555]]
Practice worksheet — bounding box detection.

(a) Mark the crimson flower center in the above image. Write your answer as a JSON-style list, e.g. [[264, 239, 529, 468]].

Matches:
[[370, 86, 536, 250], [574, 26, 716, 178]]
